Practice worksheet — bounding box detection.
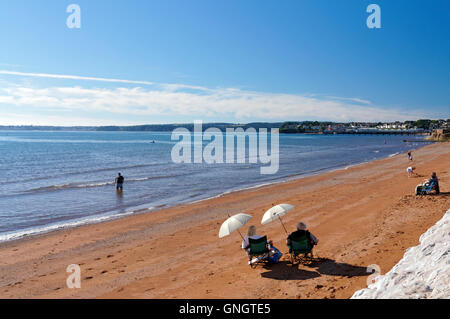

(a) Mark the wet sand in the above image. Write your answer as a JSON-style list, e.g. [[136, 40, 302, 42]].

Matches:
[[0, 142, 449, 299]]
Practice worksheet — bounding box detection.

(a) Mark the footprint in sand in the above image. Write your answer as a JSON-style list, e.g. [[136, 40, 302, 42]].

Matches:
[[101, 270, 108, 274], [85, 276, 93, 280], [107, 255, 114, 258]]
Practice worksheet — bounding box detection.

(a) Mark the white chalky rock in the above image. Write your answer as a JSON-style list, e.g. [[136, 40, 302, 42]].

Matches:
[[352, 209, 450, 299]]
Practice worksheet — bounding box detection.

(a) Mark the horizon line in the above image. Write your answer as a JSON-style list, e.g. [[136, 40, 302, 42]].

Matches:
[[0, 119, 447, 128]]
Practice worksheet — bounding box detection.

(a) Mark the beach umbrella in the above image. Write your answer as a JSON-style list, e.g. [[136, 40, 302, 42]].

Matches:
[[219, 213, 253, 239], [261, 204, 295, 234]]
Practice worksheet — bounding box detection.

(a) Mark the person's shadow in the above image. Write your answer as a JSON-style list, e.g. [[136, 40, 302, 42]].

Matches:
[[305, 258, 369, 278], [430, 191, 450, 197], [260, 261, 321, 280], [260, 258, 369, 280]]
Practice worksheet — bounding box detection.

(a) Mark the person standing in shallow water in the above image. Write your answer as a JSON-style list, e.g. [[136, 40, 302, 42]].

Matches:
[[115, 173, 124, 191]]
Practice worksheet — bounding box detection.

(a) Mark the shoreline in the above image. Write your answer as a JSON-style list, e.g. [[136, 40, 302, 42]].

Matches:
[[0, 142, 448, 299], [0, 141, 430, 244]]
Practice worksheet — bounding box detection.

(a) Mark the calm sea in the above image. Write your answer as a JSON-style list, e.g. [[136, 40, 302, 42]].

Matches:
[[0, 130, 428, 242]]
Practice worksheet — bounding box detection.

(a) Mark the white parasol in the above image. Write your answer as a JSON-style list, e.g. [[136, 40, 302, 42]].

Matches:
[[261, 203, 295, 234], [218, 213, 253, 239]]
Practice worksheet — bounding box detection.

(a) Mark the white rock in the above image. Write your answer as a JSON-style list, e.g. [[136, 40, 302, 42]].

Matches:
[[352, 209, 450, 299]]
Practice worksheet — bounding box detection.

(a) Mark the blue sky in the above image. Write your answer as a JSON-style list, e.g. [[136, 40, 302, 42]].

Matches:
[[0, 0, 448, 125]]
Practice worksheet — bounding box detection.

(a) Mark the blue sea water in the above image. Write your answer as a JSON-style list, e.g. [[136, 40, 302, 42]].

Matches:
[[0, 130, 428, 242]]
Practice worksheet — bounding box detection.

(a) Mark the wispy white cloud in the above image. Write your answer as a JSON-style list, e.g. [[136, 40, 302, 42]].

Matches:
[[325, 96, 372, 105], [0, 70, 158, 86], [0, 70, 211, 92], [0, 70, 429, 125]]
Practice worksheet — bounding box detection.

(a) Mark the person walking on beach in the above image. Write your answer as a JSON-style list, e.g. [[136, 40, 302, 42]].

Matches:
[[286, 222, 318, 253], [115, 173, 124, 191], [407, 151, 413, 161]]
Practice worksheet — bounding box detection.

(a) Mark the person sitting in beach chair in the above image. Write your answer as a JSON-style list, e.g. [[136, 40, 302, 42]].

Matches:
[[242, 226, 274, 268], [416, 172, 440, 195], [428, 172, 440, 194], [286, 222, 318, 264]]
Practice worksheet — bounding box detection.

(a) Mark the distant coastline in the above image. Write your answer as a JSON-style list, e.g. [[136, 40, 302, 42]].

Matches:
[[0, 122, 283, 132], [1, 118, 448, 133]]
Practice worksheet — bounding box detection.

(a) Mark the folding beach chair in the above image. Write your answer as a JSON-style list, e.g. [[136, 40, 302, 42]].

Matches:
[[416, 181, 437, 195], [288, 235, 314, 265], [248, 236, 270, 268]]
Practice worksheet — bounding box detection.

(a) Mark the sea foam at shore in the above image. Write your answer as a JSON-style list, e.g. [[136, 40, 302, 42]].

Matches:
[[352, 209, 450, 299]]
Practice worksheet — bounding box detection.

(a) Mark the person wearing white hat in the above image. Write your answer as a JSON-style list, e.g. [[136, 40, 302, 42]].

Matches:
[[286, 222, 319, 253]]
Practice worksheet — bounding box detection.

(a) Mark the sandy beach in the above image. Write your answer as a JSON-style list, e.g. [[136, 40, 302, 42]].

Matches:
[[0, 142, 449, 299]]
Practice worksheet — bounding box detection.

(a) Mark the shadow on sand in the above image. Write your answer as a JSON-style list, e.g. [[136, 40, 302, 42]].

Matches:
[[260, 261, 321, 281], [434, 192, 450, 197], [260, 258, 369, 280], [305, 258, 369, 278], [419, 191, 450, 197]]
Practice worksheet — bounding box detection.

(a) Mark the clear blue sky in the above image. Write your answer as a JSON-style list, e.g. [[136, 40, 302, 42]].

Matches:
[[0, 0, 448, 125]]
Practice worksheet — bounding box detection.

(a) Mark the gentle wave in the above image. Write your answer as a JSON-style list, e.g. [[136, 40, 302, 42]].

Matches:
[[0, 209, 150, 242], [3, 162, 172, 186], [389, 152, 400, 157], [23, 174, 188, 193]]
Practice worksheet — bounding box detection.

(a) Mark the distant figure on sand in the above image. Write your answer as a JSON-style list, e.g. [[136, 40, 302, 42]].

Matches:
[[241, 225, 271, 256], [286, 222, 319, 253], [115, 173, 124, 191], [407, 166, 417, 177], [408, 151, 413, 161]]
